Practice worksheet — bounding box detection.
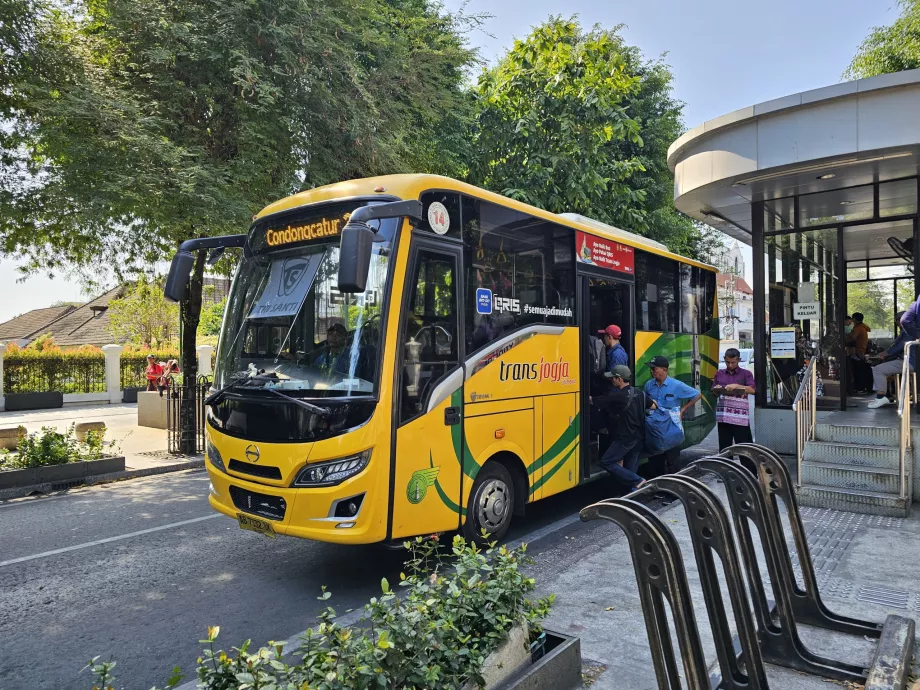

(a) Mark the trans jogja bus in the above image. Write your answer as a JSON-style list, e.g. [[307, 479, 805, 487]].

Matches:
[[164, 175, 718, 544]]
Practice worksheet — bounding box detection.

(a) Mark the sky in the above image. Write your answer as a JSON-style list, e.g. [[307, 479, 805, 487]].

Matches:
[[0, 0, 899, 323]]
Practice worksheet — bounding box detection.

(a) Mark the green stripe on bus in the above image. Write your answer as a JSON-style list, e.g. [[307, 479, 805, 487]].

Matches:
[[450, 389, 479, 480], [529, 443, 579, 496], [527, 412, 581, 475], [430, 450, 465, 516]]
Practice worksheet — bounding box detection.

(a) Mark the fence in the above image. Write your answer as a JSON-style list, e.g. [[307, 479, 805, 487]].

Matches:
[[3, 354, 107, 394], [167, 376, 211, 454]]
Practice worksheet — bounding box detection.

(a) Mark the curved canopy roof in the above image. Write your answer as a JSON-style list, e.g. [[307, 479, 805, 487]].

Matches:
[[668, 69, 920, 241]]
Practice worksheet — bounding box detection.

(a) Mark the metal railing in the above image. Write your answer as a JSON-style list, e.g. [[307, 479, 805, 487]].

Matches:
[[896, 342, 919, 501], [166, 375, 211, 454], [792, 357, 818, 486]]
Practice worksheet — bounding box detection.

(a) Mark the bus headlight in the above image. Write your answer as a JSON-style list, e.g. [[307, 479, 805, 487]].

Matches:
[[292, 450, 371, 487], [207, 440, 226, 473]]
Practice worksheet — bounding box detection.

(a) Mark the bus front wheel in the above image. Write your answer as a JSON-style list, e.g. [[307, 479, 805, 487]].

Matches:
[[462, 462, 514, 543]]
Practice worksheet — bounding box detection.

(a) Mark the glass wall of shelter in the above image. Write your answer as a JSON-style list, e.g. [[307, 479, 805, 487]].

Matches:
[[752, 177, 920, 410]]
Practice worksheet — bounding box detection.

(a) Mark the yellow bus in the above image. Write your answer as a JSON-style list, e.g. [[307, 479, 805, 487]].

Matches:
[[165, 174, 718, 544]]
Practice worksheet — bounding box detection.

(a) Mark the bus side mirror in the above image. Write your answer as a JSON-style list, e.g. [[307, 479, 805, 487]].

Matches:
[[337, 221, 375, 293], [164, 250, 195, 302]]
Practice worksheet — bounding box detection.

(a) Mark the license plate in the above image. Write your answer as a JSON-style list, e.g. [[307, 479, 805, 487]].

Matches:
[[237, 513, 277, 537]]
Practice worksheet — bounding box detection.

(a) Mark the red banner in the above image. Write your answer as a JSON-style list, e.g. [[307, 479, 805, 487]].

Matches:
[[576, 231, 635, 275]]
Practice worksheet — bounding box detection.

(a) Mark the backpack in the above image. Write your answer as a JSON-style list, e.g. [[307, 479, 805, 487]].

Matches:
[[586, 335, 606, 375]]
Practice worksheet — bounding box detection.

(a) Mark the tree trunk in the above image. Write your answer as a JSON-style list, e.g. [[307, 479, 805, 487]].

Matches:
[[179, 250, 206, 454]]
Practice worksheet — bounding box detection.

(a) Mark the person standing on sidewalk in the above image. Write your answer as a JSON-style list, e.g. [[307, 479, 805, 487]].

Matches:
[[712, 348, 756, 447], [643, 355, 701, 477], [145, 355, 165, 393], [590, 364, 648, 492]]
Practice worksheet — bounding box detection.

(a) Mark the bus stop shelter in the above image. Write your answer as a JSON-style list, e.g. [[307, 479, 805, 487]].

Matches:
[[669, 69, 920, 456]]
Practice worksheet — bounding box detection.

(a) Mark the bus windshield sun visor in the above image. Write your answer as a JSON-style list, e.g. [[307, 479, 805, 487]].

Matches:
[[248, 251, 324, 320], [338, 199, 423, 293]]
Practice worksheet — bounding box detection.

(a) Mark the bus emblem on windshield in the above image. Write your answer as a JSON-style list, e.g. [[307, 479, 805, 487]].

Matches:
[[407, 467, 440, 504], [245, 445, 261, 463], [280, 258, 309, 296]]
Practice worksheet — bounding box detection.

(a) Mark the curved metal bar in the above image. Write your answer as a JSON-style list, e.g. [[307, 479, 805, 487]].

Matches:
[[580, 499, 710, 690], [695, 456, 868, 682], [607, 475, 768, 689], [725, 443, 883, 638]]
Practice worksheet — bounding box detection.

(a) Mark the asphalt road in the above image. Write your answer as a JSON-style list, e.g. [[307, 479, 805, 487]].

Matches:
[[0, 461, 683, 690]]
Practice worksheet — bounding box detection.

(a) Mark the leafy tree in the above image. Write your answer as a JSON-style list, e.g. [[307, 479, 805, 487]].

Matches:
[[845, 0, 920, 79], [198, 298, 226, 338], [847, 280, 894, 335], [3, 0, 478, 450], [468, 16, 717, 260], [469, 18, 645, 229], [108, 277, 179, 348]]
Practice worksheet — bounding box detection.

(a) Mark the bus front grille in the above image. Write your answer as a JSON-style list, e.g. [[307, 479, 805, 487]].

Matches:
[[228, 459, 282, 480], [229, 485, 286, 521]]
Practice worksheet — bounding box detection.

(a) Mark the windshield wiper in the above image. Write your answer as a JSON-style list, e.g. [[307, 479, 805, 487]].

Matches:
[[259, 385, 332, 416], [204, 373, 253, 407]]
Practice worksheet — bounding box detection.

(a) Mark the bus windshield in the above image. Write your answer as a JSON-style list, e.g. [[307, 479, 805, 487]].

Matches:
[[215, 222, 394, 398]]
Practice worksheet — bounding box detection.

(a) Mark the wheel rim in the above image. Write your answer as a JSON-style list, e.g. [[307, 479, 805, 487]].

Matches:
[[476, 478, 510, 532]]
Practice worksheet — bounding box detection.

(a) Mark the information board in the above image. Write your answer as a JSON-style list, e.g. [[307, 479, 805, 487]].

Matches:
[[770, 327, 797, 359]]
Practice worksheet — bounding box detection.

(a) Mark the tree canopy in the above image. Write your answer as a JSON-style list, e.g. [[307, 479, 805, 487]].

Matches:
[[468, 17, 715, 259], [845, 0, 920, 79], [108, 276, 179, 348]]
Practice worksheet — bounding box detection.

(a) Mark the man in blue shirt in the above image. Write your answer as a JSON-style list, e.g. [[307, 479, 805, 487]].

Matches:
[[643, 355, 701, 477], [313, 323, 351, 376], [598, 324, 628, 373]]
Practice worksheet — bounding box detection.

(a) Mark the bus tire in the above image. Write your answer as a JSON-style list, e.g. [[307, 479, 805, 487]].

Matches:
[[462, 462, 515, 543]]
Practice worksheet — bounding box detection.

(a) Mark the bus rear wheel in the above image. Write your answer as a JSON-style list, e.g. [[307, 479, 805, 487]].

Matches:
[[462, 462, 515, 543]]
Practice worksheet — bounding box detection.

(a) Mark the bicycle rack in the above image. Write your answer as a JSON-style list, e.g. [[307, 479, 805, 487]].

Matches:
[[580, 442, 890, 687], [694, 454, 868, 682], [579, 498, 712, 690], [719, 442, 883, 638], [619, 474, 768, 690]]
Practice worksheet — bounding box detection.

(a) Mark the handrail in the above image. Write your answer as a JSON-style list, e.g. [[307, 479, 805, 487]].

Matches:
[[792, 357, 817, 489], [896, 342, 919, 501]]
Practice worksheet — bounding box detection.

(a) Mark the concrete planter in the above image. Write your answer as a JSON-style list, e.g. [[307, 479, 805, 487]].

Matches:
[[4, 391, 64, 411], [463, 624, 532, 690], [0, 456, 126, 490], [461, 626, 581, 690], [495, 631, 581, 690], [122, 387, 143, 403], [137, 391, 168, 429]]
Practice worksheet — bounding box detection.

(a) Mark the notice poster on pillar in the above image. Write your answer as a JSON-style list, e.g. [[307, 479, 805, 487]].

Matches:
[[576, 231, 635, 275], [770, 327, 797, 359]]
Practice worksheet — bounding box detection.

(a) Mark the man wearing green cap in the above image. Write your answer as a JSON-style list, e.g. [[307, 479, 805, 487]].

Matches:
[[589, 364, 648, 492]]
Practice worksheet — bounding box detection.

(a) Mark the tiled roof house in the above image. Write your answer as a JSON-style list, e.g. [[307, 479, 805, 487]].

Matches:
[[0, 276, 231, 348], [0, 305, 78, 347]]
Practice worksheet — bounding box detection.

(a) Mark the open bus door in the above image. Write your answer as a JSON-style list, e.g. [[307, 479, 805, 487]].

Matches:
[[578, 270, 635, 480]]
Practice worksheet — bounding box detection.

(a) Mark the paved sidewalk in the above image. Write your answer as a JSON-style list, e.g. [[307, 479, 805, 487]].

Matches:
[[0, 403, 198, 473], [536, 461, 919, 690]]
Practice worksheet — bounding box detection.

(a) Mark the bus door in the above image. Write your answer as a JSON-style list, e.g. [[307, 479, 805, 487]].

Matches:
[[579, 272, 635, 478], [391, 242, 466, 539]]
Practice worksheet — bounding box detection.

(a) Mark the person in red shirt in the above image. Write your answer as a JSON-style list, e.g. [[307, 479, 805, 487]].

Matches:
[[145, 355, 165, 392]]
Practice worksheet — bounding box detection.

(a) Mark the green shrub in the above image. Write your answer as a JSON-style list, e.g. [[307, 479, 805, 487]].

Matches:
[[0, 424, 112, 471], [83, 536, 554, 689]]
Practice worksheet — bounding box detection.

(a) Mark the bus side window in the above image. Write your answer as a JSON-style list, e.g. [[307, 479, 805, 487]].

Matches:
[[400, 250, 460, 424]]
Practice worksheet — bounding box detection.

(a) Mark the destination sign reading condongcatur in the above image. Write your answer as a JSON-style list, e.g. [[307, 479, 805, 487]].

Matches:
[[264, 212, 350, 247]]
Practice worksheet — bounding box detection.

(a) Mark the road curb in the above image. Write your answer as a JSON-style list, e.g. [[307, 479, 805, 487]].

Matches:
[[0, 457, 204, 501]]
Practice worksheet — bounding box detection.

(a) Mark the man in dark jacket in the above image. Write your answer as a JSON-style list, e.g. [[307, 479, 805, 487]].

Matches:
[[590, 364, 648, 492]]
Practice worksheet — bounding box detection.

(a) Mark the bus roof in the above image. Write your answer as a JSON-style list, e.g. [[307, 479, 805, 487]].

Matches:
[[256, 174, 716, 271]]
